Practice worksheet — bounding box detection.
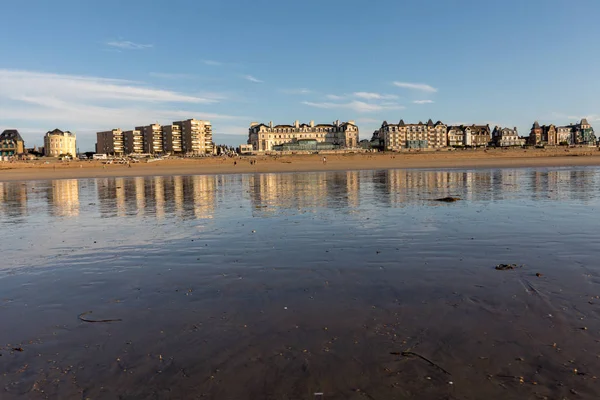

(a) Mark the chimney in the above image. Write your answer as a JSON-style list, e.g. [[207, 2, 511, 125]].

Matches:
[[295, 120, 299, 128], [310, 120, 314, 127], [269, 121, 273, 128]]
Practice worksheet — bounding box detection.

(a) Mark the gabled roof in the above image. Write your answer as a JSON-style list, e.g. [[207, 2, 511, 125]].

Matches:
[[0, 129, 24, 142], [427, 119, 434, 126], [532, 121, 540, 129], [398, 119, 405, 126], [581, 118, 589, 125]]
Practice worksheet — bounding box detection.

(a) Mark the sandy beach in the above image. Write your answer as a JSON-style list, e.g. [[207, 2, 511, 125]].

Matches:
[[1, 147, 600, 182]]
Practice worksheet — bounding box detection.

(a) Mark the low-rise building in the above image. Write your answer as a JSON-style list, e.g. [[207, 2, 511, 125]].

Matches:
[[96, 129, 124, 155], [491, 126, 524, 147], [566, 118, 596, 145], [248, 120, 359, 152], [446, 124, 491, 147], [528, 121, 558, 146], [123, 130, 143, 154], [375, 119, 447, 151], [0, 129, 25, 156], [44, 128, 76, 157]]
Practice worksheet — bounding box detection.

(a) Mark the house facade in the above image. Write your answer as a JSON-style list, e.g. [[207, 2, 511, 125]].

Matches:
[[447, 124, 491, 147], [528, 121, 557, 146], [44, 129, 77, 157], [248, 120, 358, 152], [376, 119, 447, 151], [491, 126, 525, 147], [0, 129, 25, 157]]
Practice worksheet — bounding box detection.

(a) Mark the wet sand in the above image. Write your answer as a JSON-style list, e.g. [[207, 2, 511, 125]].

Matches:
[[1, 170, 600, 399], [2, 147, 600, 182]]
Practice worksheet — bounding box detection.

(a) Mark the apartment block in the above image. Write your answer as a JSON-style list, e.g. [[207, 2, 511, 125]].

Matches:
[[162, 124, 183, 154], [123, 129, 143, 154], [96, 129, 124, 155], [137, 124, 164, 154], [175, 119, 213, 155]]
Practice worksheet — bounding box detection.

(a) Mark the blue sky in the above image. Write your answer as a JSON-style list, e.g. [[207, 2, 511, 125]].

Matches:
[[1, 0, 599, 151]]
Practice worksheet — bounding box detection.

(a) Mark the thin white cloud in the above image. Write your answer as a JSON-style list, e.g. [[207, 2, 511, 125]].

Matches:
[[202, 60, 223, 66], [106, 40, 153, 50], [393, 81, 437, 93], [244, 75, 263, 83], [0, 70, 219, 104], [302, 100, 404, 113], [353, 92, 398, 100], [413, 100, 434, 104], [325, 94, 344, 100], [567, 114, 599, 122], [149, 72, 196, 79], [356, 118, 382, 124], [0, 69, 242, 150], [281, 88, 311, 95]]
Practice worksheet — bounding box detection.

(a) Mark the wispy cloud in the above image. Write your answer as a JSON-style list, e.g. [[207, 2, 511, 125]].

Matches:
[[356, 118, 382, 124], [325, 94, 344, 100], [243, 75, 263, 83], [0, 69, 241, 149], [393, 81, 437, 93], [202, 60, 223, 66], [413, 100, 434, 104], [353, 92, 398, 100], [302, 100, 404, 113], [149, 72, 196, 79], [106, 40, 153, 50], [281, 88, 311, 95]]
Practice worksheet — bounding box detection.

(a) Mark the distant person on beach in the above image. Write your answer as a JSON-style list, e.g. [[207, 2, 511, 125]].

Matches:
[[323, 156, 327, 164]]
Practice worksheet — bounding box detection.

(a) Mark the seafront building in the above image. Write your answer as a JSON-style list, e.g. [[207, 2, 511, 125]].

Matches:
[[528, 119, 596, 146], [248, 120, 359, 152], [446, 125, 491, 147], [491, 126, 524, 147], [96, 129, 124, 155], [0, 129, 25, 157], [123, 129, 143, 154], [162, 125, 183, 154], [136, 124, 164, 155], [96, 118, 213, 156], [374, 119, 447, 151], [43, 128, 76, 157], [174, 119, 213, 155]]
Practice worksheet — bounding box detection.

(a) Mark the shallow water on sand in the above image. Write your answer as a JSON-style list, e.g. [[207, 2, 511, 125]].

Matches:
[[1, 168, 600, 399]]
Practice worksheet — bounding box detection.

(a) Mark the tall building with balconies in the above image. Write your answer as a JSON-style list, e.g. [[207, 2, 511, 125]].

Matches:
[[162, 124, 183, 154], [248, 120, 359, 152], [44, 129, 77, 157], [137, 124, 164, 154], [123, 129, 143, 154], [175, 119, 212, 155], [96, 129, 124, 155]]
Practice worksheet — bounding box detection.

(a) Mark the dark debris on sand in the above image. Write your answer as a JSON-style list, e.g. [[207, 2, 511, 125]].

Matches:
[[495, 264, 523, 271], [434, 197, 461, 202]]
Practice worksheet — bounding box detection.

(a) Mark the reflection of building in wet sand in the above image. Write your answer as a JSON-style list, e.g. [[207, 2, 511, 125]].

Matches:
[[48, 179, 80, 217], [382, 170, 494, 205], [96, 175, 217, 219], [248, 172, 361, 214], [0, 182, 28, 218]]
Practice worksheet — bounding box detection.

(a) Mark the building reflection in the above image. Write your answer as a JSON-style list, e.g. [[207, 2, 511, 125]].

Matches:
[[248, 171, 362, 215], [95, 175, 217, 219], [0, 181, 28, 219], [48, 179, 80, 217]]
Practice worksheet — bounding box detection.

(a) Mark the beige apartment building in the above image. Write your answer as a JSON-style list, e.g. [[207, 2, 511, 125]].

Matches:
[[162, 124, 183, 154], [96, 129, 124, 155], [123, 129, 143, 154], [174, 119, 213, 155], [136, 124, 164, 154], [44, 129, 77, 157], [376, 119, 447, 151], [247, 120, 359, 152]]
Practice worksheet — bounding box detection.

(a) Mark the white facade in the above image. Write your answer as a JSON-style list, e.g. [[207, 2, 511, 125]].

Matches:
[[44, 129, 76, 157]]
